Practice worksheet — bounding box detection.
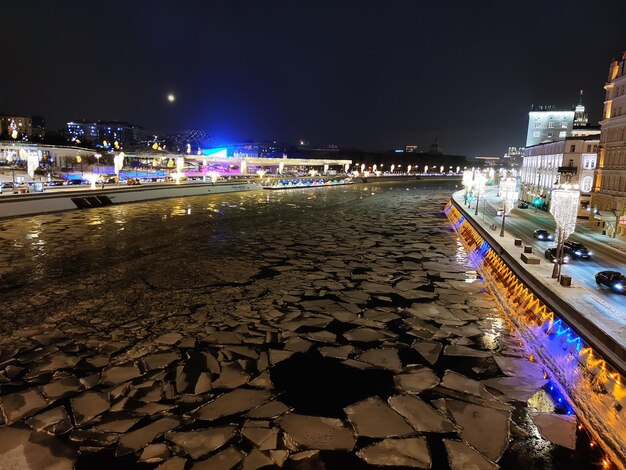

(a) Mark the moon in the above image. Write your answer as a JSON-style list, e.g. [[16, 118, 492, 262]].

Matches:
[[167, 93, 175, 102]]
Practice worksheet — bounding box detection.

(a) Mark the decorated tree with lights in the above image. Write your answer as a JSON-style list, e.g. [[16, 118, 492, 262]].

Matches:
[[549, 183, 580, 280]]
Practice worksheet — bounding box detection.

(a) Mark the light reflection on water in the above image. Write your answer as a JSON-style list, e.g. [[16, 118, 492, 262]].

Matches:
[[0, 184, 397, 284]]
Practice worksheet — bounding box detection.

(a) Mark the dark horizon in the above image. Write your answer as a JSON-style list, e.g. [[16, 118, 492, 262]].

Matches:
[[2, 0, 626, 156]]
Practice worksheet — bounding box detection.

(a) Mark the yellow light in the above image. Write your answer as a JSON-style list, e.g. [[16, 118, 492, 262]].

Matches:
[[76, 155, 82, 163], [167, 94, 175, 102]]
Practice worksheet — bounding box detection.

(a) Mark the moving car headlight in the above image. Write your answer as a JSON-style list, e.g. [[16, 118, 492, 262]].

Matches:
[[614, 283, 624, 291], [538, 235, 544, 239], [588, 251, 593, 256], [575, 251, 582, 256]]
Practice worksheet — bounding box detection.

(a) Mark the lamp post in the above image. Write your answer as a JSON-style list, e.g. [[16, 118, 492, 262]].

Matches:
[[499, 176, 518, 237], [462, 170, 473, 206], [473, 172, 486, 216], [549, 184, 580, 280]]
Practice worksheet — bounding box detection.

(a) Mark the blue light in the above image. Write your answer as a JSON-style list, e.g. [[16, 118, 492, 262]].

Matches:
[[201, 148, 228, 158]]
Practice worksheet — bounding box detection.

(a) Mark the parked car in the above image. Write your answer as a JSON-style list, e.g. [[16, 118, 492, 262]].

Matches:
[[544, 248, 570, 264], [563, 241, 592, 259], [518, 202, 529, 209], [533, 229, 554, 241], [595, 271, 626, 293]]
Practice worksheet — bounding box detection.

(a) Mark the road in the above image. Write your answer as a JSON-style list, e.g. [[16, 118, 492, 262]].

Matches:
[[477, 189, 625, 326]]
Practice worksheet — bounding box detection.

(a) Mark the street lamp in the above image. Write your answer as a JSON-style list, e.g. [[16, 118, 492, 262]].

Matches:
[[499, 176, 518, 237], [549, 184, 580, 280], [462, 170, 473, 206], [473, 172, 486, 216]]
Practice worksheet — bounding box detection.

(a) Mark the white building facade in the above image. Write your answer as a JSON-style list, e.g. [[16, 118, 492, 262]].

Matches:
[[591, 51, 626, 238], [526, 108, 575, 147], [520, 137, 598, 216]]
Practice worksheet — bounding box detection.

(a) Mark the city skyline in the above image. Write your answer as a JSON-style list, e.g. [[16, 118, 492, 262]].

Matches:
[[2, 1, 626, 156]]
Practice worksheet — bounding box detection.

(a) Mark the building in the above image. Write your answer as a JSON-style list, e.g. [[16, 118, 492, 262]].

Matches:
[[503, 147, 524, 168], [428, 137, 443, 155], [525, 93, 599, 147], [0, 115, 45, 140], [526, 106, 575, 147], [473, 156, 502, 168], [591, 51, 626, 238], [520, 137, 598, 216], [65, 120, 148, 148]]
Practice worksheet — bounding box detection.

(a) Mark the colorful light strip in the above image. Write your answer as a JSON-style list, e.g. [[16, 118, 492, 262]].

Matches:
[[444, 200, 624, 467]]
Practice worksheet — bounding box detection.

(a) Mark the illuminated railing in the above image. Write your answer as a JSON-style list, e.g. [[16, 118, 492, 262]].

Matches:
[[264, 178, 351, 189], [445, 200, 626, 468]]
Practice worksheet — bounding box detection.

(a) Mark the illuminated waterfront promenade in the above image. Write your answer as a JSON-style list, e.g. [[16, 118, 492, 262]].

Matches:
[[447, 190, 626, 468]]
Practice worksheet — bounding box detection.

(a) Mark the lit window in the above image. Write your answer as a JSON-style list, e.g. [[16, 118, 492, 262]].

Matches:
[[561, 122, 568, 128], [559, 131, 566, 138]]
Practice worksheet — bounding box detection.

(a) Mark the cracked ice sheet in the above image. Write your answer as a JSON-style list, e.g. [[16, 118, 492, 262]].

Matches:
[[344, 396, 414, 438], [446, 400, 511, 462], [388, 394, 456, 433], [482, 376, 548, 402], [166, 426, 236, 459], [444, 439, 498, 470], [277, 413, 355, 450], [0, 426, 76, 470], [357, 437, 431, 468], [530, 412, 577, 450]]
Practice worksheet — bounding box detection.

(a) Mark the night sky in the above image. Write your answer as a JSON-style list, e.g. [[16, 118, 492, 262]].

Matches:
[[3, 0, 626, 156]]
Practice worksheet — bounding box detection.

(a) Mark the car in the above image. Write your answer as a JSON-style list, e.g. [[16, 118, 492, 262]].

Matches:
[[563, 241, 592, 259], [595, 271, 626, 293], [544, 248, 570, 264], [518, 202, 529, 209], [533, 229, 554, 241]]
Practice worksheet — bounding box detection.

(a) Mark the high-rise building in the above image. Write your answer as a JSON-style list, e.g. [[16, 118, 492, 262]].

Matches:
[[591, 51, 626, 237], [65, 120, 148, 147]]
